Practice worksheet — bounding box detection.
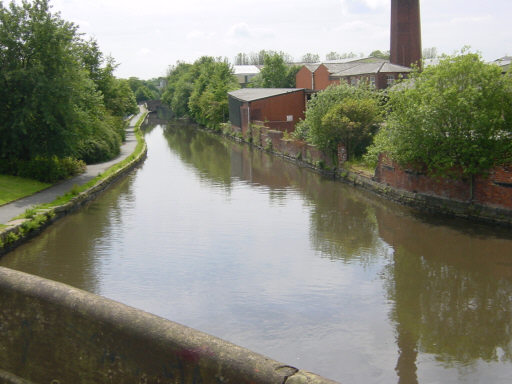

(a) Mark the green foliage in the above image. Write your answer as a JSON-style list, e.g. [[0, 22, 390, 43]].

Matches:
[[163, 57, 239, 128], [0, 175, 50, 206], [249, 53, 300, 88], [301, 53, 320, 63], [0, 0, 134, 175], [295, 83, 382, 158], [9, 156, 86, 183], [235, 50, 293, 65], [128, 77, 161, 102], [23, 208, 37, 219], [321, 98, 382, 160], [369, 50, 390, 60], [367, 50, 512, 177], [162, 62, 194, 117]]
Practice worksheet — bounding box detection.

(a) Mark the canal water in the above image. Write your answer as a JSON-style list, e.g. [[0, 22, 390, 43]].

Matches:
[[2, 116, 512, 384]]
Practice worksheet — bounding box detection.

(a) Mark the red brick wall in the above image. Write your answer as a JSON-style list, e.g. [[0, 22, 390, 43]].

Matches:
[[314, 65, 340, 91], [375, 154, 512, 209], [475, 167, 512, 209], [296, 66, 313, 89], [249, 90, 305, 129], [375, 154, 470, 201], [257, 127, 333, 168]]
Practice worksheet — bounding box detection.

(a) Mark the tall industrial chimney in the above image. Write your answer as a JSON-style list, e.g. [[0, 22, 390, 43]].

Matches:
[[390, 0, 422, 68]]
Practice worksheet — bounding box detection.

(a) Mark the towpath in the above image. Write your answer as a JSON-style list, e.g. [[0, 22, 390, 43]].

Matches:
[[0, 106, 147, 225]]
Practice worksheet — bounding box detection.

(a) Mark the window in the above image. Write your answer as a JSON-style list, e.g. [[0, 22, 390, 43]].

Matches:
[[370, 75, 376, 88], [387, 74, 395, 86], [351, 77, 357, 86]]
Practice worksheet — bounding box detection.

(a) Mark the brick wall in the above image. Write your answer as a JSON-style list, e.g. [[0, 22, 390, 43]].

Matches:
[[475, 166, 512, 209], [375, 154, 512, 210], [296, 66, 313, 89], [314, 65, 340, 91]]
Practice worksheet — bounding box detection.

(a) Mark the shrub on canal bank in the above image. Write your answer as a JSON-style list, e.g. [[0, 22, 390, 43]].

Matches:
[[366, 50, 512, 178], [0, 156, 86, 183]]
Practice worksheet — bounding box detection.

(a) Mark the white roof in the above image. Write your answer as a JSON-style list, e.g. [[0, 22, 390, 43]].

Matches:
[[233, 65, 260, 75]]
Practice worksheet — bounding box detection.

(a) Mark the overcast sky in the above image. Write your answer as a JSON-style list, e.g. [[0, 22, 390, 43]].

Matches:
[[50, 0, 512, 80]]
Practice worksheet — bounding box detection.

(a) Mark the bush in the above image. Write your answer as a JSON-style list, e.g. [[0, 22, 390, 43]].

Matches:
[[10, 156, 86, 183], [76, 118, 123, 164], [367, 50, 512, 178], [295, 83, 383, 160]]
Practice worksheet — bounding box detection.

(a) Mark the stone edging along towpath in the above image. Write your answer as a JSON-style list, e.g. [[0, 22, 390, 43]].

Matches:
[[0, 108, 149, 256]]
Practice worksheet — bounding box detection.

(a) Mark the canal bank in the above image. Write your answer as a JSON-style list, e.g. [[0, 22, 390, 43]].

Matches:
[[219, 122, 512, 227], [0, 106, 149, 255]]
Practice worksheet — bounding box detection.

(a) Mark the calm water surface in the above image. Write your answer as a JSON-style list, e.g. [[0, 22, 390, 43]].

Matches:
[[3, 116, 512, 384]]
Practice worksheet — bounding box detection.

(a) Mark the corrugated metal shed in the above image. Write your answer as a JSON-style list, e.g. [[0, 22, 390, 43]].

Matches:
[[228, 88, 304, 102]]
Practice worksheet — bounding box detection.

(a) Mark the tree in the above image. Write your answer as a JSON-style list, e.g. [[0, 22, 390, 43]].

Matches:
[[367, 50, 512, 178], [250, 53, 298, 88], [162, 62, 194, 117], [295, 83, 382, 160], [235, 52, 249, 65], [325, 52, 342, 61], [422, 47, 438, 59], [369, 50, 390, 60], [301, 53, 320, 63], [321, 98, 381, 160], [0, 0, 134, 172]]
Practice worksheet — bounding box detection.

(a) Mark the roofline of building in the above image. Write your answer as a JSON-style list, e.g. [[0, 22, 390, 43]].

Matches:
[[228, 88, 305, 103]]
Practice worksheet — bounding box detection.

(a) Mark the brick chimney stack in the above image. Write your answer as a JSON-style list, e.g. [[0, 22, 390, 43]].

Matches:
[[390, 0, 422, 68]]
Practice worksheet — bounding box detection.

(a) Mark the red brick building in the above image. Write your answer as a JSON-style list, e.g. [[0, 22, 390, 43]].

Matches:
[[331, 62, 411, 88], [296, 58, 411, 91], [228, 88, 306, 133]]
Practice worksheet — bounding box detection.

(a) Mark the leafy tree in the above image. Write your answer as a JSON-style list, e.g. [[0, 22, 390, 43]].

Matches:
[[301, 53, 320, 63], [369, 50, 390, 60], [134, 85, 154, 102], [246, 50, 293, 65], [193, 60, 239, 127], [163, 57, 238, 128], [127, 76, 160, 101], [76, 39, 137, 116], [162, 62, 194, 117], [326, 52, 342, 61], [321, 98, 381, 160], [295, 83, 382, 160], [234, 52, 249, 65], [422, 47, 438, 59], [250, 53, 299, 88], [0, 0, 133, 175], [367, 50, 512, 178]]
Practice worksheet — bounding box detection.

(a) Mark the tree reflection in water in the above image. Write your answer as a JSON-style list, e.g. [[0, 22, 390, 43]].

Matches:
[[164, 122, 512, 383]]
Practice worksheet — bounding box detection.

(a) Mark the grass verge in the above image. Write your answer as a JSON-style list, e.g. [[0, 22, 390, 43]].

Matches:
[[343, 159, 375, 178], [0, 175, 51, 206]]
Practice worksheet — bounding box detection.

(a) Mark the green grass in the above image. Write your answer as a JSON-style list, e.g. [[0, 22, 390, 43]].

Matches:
[[0, 175, 51, 206], [343, 159, 376, 178]]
